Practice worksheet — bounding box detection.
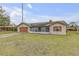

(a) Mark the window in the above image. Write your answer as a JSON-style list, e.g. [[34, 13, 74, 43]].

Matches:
[[53, 26, 62, 32], [30, 27, 38, 32], [41, 27, 49, 32], [38, 27, 41, 32], [41, 27, 46, 32], [34, 28, 38, 32], [30, 27, 49, 32], [46, 27, 49, 32], [30, 27, 33, 31]]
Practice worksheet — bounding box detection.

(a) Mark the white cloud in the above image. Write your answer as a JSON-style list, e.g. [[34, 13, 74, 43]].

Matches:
[[31, 19, 39, 22], [2, 5, 33, 24], [2, 6, 23, 24], [27, 4, 32, 9], [10, 7, 22, 18], [2, 4, 79, 25], [2, 5, 68, 24], [35, 15, 67, 22]]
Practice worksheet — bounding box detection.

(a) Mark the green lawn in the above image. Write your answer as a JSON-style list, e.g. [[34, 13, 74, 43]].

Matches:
[[0, 31, 79, 56], [0, 31, 15, 35]]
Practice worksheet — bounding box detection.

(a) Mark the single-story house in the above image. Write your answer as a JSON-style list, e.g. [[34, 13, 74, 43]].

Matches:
[[0, 25, 16, 31], [17, 20, 67, 35]]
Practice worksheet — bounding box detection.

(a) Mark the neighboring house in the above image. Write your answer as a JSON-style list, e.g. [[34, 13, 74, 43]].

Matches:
[[0, 25, 16, 31], [67, 22, 77, 31], [77, 26, 79, 32], [17, 20, 67, 35], [67, 25, 77, 31]]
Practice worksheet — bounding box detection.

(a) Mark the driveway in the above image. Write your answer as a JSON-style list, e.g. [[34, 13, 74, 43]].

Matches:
[[0, 33, 20, 39]]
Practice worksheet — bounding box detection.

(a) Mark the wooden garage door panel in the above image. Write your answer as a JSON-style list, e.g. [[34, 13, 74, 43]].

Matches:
[[20, 27, 28, 32]]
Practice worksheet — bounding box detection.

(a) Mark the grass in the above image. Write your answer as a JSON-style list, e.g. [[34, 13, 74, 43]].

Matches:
[[0, 31, 79, 55], [0, 31, 15, 35]]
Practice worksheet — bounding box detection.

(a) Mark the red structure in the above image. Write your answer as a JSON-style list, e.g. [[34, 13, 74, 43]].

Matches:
[[20, 27, 28, 32]]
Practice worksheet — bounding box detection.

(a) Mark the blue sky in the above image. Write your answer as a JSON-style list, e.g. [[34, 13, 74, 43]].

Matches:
[[1, 3, 79, 25]]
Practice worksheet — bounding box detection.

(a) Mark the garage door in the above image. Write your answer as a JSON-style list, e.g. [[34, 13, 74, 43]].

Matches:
[[20, 27, 28, 32]]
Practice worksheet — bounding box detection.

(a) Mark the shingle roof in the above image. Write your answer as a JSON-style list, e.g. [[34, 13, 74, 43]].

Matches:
[[28, 22, 49, 27], [17, 21, 67, 27], [51, 21, 67, 25], [17, 22, 29, 27], [28, 21, 67, 27]]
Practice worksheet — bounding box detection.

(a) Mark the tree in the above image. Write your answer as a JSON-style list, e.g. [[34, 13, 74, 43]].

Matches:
[[69, 22, 78, 31], [0, 6, 10, 26], [69, 22, 77, 27]]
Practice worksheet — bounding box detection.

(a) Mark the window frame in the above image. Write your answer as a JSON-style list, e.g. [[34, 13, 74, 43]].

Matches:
[[53, 26, 62, 32]]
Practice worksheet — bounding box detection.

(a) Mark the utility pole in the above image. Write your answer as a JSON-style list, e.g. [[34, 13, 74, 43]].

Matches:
[[22, 3, 23, 23]]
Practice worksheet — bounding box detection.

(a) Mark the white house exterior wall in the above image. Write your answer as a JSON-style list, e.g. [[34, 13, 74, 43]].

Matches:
[[49, 23, 66, 35]]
